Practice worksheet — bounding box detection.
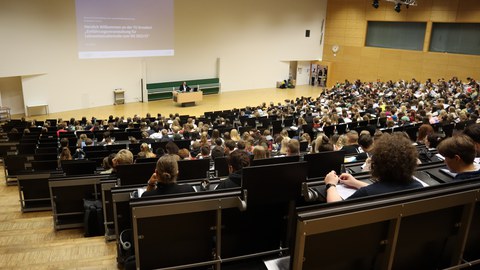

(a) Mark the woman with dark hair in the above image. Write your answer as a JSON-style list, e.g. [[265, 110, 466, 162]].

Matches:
[[142, 155, 195, 197], [324, 133, 423, 202], [58, 147, 72, 168], [165, 141, 179, 156]]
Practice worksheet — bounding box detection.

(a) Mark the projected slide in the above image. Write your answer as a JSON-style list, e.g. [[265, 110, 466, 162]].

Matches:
[[75, 0, 174, 59]]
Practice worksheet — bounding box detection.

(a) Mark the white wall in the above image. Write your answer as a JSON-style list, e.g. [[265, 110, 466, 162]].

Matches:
[[0, 0, 327, 115]]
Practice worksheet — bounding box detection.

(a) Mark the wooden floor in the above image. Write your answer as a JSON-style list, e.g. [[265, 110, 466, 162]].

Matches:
[[1, 85, 323, 269], [15, 85, 324, 121]]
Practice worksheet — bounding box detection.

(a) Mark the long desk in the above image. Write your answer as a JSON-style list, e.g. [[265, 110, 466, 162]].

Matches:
[[26, 104, 49, 116], [172, 90, 203, 107]]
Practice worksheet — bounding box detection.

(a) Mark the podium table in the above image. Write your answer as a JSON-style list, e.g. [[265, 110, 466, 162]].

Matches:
[[172, 91, 203, 107]]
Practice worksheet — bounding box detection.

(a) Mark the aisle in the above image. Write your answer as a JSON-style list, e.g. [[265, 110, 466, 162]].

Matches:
[[0, 168, 117, 269]]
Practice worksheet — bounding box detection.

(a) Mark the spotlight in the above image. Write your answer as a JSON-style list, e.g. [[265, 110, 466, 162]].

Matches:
[[372, 0, 379, 8], [394, 3, 401, 12]]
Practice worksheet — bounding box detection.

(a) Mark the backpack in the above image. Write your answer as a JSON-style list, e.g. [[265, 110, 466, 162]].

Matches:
[[83, 199, 105, 237]]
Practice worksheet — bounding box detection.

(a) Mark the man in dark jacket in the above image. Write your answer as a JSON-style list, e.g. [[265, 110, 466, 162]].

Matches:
[[216, 150, 250, 189]]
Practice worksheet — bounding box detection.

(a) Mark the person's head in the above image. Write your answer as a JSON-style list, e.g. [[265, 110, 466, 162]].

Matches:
[[370, 133, 418, 184], [286, 139, 300, 156], [155, 155, 179, 184], [437, 135, 476, 173], [60, 137, 69, 148], [227, 150, 250, 173], [358, 133, 373, 151], [165, 141, 179, 155], [230, 129, 240, 141], [417, 124, 434, 142], [253, 145, 267, 160], [224, 140, 236, 153], [211, 146, 225, 160], [200, 146, 210, 157], [113, 149, 134, 168], [177, 148, 191, 160], [59, 147, 72, 161], [426, 133, 444, 149], [85, 138, 94, 146], [463, 123, 480, 155], [103, 153, 116, 170], [140, 142, 151, 152], [236, 140, 246, 150], [345, 131, 359, 145], [315, 134, 334, 152]]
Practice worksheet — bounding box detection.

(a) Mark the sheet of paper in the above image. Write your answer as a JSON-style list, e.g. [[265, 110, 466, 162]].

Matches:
[[264, 256, 290, 270], [440, 168, 457, 178], [337, 184, 357, 199]]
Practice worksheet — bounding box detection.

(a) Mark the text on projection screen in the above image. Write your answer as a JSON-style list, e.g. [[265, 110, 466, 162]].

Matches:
[[76, 0, 174, 59]]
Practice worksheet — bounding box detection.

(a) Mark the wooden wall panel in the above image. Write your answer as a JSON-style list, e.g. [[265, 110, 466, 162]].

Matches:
[[324, 0, 480, 86]]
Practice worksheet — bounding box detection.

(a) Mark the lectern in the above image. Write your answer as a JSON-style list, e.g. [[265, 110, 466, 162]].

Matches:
[[172, 90, 203, 107]]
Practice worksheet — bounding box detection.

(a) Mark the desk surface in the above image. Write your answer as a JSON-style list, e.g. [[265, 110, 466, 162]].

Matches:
[[26, 104, 49, 117], [173, 91, 203, 104]]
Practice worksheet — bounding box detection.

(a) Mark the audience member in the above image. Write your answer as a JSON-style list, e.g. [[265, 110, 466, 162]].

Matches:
[[100, 153, 116, 174], [341, 131, 360, 154], [58, 147, 72, 168], [142, 155, 195, 197], [417, 124, 434, 145], [178, 148, 192, 160], [463, 123, 480, 156], [216, 150, 250, 189], [324, 133, 422, 202], [112, 149, 134, 173], [253, 145, 267, 160], [437, 135, 480, 180], [312, 134, 334, 153], [286, 139, 300, 156], [137, 143, 156, 159]]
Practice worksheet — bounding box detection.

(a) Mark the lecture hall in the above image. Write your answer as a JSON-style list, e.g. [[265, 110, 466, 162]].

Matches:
[[0, 0, 480, 269]]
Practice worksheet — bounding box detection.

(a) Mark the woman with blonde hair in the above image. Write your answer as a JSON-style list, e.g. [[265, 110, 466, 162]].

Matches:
[[230, 128, 241, 142], [137, 143, 156, 159], [279, 137, 290, 155]]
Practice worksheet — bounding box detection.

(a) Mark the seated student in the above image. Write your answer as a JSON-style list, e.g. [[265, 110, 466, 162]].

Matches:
[[142, 154, 195, 197], [179, 81, 191, 92], [324, 133, 423, 202], [58, 147, 72, 168], [253, 145, 267, 160], [136, 143, 157, 159], [355, 133, 373, 161], [112, 149, 134, 174], [216, 150, 250, 189], [100, 153, 116, 174], [437, 135, 480, 180], [341, 130, 360, 154], [178, 148, 193, 160], [196, 146, 211, 159], [311, 133, 334, 153], [286, 139, 300, 156], [463, 123, 480, 156]]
